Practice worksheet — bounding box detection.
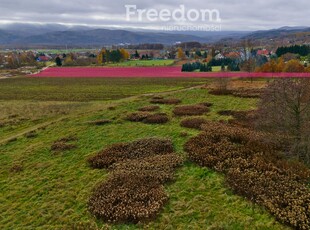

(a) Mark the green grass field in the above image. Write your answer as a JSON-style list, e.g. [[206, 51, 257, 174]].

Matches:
[[107, 60, 175, 67], [0, 77, 290, 229]]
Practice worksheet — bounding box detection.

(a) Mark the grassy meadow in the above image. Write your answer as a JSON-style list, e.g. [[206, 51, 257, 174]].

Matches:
[[0, 77, 290, 229], [107, 60, 175, 67]]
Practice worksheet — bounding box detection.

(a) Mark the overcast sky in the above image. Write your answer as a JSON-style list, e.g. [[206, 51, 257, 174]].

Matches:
[[0, 0, 309, 31]]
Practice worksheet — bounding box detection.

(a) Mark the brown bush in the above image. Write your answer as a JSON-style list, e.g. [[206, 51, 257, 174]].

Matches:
[[226, 168, 310, 230], [126, 112, 169, 124], [10, 163, 23, 173], [180, 131, 189, 137], [24, 131, 38, 138], [228, 110, 259, 128], [209, 89, 262, 98], [88, 119, 111, 126], [138, 105, 160, 112], [51, 136, 78, 152], [173, 105, 210, 116], [231, 89, 263, 98], [143, 113, 169, 124], [108, 106, 116, 111], [126, 112, 151, 122], [88, 174, 168, 223], [184, 121, 310, 229], [218, 110, 234, 116], [180, 117, 209, 130], [88, 138, 174, 169], [88, 138, 183, 224], [150, 98, 181, 105], [110, 154, 184, 183], [199, 102, 214, 107], [51, 142, 76, 152]]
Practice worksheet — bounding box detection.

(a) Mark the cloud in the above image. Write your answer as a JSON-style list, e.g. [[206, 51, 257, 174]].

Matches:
[[0, 0, 309, 30]]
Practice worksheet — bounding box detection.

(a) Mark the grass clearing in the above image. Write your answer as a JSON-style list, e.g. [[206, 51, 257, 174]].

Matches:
[[0, 77, 206, 101], [107, 60, 175, 67], [0, 78, 290, 229]]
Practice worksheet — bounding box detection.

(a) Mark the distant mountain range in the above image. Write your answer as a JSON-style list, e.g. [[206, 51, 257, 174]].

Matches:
[[0, 23, 309, 48]]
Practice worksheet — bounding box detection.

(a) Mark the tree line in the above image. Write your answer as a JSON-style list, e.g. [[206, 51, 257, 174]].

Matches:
[[276, 45, 310, 57]]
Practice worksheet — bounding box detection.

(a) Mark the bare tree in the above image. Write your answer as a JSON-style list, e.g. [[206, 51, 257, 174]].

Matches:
[[258, 78, 310, 164]]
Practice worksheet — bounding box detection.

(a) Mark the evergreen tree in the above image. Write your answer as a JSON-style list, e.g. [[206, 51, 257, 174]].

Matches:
[[55, 56, 62, 67]]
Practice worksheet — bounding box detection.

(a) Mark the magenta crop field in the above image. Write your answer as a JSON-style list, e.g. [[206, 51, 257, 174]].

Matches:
[[31, 67, 310, 78]]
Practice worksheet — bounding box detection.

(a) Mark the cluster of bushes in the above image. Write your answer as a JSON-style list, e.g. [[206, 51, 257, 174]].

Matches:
[[88, 138, 184, 223], [50, 136, 78, 152], [218, 110, 258, 128], [126, 112, 169, 124], [138, 105, 160, 112], [180, 117, 209, 130], [150, 97, 181, 105], [173, 104, 211, 116], [182, 62, 212, 72], [209, 88, 263, 98], [184, 122, 310, 229]]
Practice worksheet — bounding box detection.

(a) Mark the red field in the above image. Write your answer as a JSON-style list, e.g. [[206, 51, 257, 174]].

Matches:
[[31, 67, 310, 78]]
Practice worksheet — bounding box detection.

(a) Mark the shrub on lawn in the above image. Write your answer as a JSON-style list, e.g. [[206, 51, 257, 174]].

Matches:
[[88, 138, 183, 224], [51, 136, 78, 152], [199, 102, 214, 107], [180, 117, 209, 130], [126, 112, 169, 124], [110, 154, 184, 183], [10, 163, 24, 173], [138, 105, 160, 112], [218, 110, 234, 116], [227, 110, 259, 128], [150, 98, 181, 105], [88, 138, 174, 169], [184, 121, 310, 229], [88, 174, 168, 223], [126, 112, 151, 122], [173, 104, 210, 116], [231, 89, 263, 98], [24, 131, 38, 138], [143, 113, 169, 124]]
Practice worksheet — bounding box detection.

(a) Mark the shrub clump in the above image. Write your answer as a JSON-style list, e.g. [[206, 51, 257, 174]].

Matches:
[[180, 117, 209, 130], [126, 112, 169, 124], [10, 163, 24, 173], [51, 136, 78, 152], [24, 131, 38, 138], [88, 138, 183, 224], [88, 138, 174, 169], [173, 104, 210, 116], [138, 105, 160, 112], [184, 122, 310, 229], [143, 113, 169, 124], [110, 154, 184, 183], [150, 98, 181, 105], [126, 112, 151, 122], [88, 174, 168, 223]]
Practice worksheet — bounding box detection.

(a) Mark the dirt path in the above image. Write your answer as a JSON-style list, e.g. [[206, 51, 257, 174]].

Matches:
[[0, 84, 205, 146]]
